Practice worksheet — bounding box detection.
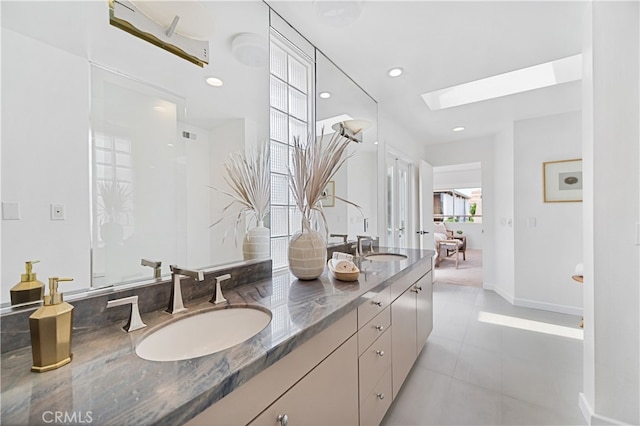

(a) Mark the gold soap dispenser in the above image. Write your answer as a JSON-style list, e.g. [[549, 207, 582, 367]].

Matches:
[[10, 260, 45, 305], [29, 277, 74, 373]]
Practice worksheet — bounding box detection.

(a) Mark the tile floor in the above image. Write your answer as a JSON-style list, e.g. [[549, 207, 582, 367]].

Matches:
[[381, 282, 585, 426]]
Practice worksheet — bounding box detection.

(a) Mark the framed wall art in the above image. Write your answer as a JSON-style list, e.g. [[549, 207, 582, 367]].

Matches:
[[543, 158, 583, 202]]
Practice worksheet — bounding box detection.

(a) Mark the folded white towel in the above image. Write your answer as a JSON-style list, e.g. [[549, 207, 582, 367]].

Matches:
[[332, 252, 354, 262]]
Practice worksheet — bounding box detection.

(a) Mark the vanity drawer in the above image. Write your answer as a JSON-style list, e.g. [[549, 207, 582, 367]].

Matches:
[[359, 366, 392, 426], [358, 306, 391, 356], [358, 327, 392, 403], [358, 286, 391, 329]]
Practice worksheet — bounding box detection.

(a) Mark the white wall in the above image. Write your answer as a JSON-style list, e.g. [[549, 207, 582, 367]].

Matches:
[[581, 2, 640, 424], [490, 127, 515, 301], [513, 111, 583, 314], [424, 135, 496, 289], [1, 29, 91, 298]]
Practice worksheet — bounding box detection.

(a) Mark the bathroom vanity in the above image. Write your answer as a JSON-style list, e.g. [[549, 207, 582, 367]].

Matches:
[[0, 248, 433, 426]]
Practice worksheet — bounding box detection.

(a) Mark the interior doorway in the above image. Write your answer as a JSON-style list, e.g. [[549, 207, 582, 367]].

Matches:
[[432, 163, 484, 288]]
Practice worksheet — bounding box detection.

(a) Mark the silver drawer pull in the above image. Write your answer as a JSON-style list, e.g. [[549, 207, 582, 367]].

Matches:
[[277, 414, 288, 426], [373, 301, 383, 307], [375, 325, 384, 331], [376, 350, 385, 357], [377, 393, 385, 400]]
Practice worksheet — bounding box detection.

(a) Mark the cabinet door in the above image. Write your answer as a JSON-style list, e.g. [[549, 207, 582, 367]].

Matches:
[[416, 271, 433, 354], [250, 335, 359, 426], [391, 287, 418, 399]]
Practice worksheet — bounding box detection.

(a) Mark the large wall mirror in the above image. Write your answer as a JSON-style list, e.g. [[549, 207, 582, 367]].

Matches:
[[315, 52, 378, 243], [1, 1, 269, 302], [1, 1, 378, 308]]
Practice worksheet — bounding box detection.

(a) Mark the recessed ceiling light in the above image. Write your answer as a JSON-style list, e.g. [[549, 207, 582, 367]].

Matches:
[[388, 67, 404, 77], [453, 127, 465, 132], [319, 91, 331, 99], [205, 77, 223, 87], [153, 106, 166, 112], [373, 141, 379, 145]]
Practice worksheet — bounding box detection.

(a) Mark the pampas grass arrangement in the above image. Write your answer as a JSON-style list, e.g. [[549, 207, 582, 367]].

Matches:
[[289, 130, 361, 233], [210, 141, 270, 243]]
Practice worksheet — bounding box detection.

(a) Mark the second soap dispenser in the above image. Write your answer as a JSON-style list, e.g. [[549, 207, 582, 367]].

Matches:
[[29, 277, 74, 373], [10, 260, 44, 305]]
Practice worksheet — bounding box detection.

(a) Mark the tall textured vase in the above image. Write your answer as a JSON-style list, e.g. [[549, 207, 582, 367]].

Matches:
[[288, 219, 327, 280], [243, 220, 270, 261]]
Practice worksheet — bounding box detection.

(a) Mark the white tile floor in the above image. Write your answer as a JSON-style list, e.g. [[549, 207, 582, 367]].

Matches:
[[381, 283, 585, 426]]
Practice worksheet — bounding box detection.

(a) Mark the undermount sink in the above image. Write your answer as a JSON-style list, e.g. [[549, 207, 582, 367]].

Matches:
[[136, 306, 272, 362], [364, 253, 408, 262]]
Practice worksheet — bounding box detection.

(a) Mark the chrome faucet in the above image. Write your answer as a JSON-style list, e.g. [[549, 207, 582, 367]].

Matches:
[[356, 235, 375, 257], [167, 265, 204, 314], [141, 258, 162, 279]]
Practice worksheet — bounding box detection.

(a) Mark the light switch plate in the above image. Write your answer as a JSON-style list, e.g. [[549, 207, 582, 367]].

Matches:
[[2, 201, 21, 220], [50, 204, 65, 220]]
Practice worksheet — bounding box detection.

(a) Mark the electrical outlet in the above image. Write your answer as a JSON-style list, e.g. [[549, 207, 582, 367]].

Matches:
[[51, 204, 65, 221]]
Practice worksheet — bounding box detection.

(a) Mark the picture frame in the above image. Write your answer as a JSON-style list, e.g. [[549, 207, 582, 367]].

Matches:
[[321, 181, 335, 207], [543, 158, 583, 202]]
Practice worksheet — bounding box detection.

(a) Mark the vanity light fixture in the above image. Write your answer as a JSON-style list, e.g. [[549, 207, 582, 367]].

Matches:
[[110, 0, 213, 67], [388, 67, 404, 77], [452, 127, 465, 132], [205, 77, 223, 87], [319, 92, 331, 99]]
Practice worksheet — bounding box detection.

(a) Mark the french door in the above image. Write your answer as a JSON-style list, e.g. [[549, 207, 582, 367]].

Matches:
[[386, 153, 411, 248]]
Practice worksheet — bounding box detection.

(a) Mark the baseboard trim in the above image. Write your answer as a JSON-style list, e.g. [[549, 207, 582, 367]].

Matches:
[[483, 282, 515, 304], [579, 392, 625, 425], [514, 297, 583, 316]]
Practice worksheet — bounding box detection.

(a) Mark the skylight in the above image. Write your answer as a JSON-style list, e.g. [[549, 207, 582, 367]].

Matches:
[[422, 54, 582, 110]]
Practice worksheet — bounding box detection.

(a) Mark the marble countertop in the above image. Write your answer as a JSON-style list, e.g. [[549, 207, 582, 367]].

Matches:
[[1, 248, 432, 426]]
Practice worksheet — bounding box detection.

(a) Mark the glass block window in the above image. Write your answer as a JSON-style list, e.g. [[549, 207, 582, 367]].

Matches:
[[269, 31, 314, 270]]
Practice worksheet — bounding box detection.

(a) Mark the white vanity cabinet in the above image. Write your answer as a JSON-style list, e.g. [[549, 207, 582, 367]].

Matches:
[[250, 334, 359, 426], [186, 311, 358, 426], [186, 259, 433, 426], [356, 286, 393, 426], [391, 270, 433, 399]]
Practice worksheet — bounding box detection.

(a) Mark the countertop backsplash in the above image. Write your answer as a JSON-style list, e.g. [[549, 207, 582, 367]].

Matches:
[[0, 259, 272, 353]]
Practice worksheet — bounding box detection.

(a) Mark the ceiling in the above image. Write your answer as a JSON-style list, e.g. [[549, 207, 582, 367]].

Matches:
[[267, 1, 585, 145]]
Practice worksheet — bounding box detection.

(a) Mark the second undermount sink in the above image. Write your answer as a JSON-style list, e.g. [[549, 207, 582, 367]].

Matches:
[[364, 253, 408, 262], [136, 306, 272, 362]]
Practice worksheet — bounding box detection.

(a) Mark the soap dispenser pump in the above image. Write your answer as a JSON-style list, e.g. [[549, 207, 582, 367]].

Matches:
[[29, 277, 74, 373], [10, 260, 45, 305]]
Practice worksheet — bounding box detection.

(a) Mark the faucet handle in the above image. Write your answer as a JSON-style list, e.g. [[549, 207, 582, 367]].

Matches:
[[107, 295, 146, 332], [211, 274, 231, 305], [330, 233, 348, 244]]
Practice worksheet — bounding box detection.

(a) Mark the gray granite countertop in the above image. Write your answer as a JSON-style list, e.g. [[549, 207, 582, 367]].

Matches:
[[1, 248, 432, 426]]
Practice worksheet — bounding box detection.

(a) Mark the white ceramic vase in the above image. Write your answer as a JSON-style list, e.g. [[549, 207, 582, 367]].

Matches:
[[288, 220, 327, 280], [243, 220, 270, 261]]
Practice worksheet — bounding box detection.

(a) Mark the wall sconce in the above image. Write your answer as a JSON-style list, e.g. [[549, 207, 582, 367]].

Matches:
[[109, 0, 212, 67]]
